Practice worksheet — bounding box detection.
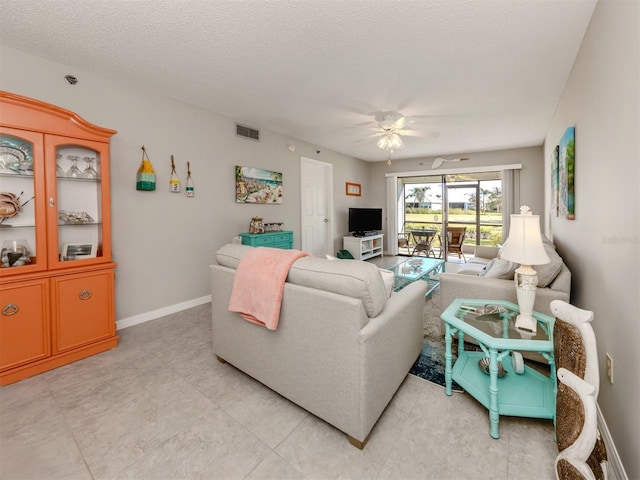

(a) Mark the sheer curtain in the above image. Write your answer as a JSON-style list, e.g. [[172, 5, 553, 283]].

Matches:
[[386, 175, 399, 255], [501, 168, 520, 242]]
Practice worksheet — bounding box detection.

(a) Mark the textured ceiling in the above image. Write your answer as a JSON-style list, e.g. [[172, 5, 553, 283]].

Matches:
[[0, 0, 597, 161]]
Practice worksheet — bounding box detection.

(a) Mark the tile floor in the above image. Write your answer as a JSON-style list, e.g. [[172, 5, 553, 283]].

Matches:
[[1, 297, 558, 479]]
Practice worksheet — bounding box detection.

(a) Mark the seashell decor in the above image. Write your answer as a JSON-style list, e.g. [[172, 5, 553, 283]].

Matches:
[[478, 357, 507, 377], [58, 210, 94, 224]]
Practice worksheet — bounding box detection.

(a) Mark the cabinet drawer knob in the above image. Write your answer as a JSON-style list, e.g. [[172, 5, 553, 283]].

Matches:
[[2, 304, 19, 316], [79, 289, 92, 300]]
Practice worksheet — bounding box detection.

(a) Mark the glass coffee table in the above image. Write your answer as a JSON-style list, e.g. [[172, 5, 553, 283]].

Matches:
[[389, 256, 445, 297], [441, 298, 556, 439]]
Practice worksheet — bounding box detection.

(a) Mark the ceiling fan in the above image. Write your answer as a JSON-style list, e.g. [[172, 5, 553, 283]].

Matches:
[[355, 112, 436, 153], [431, 157, 469, 169]]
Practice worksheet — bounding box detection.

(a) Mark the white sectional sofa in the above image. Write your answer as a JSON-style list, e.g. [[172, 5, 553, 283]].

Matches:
[[439, 237, 571, 317], [210, 244, 428, 448]]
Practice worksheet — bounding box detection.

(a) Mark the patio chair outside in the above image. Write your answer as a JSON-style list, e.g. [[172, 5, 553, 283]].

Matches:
[[397, 232, 411, 255], [445, 226, 467, 262]]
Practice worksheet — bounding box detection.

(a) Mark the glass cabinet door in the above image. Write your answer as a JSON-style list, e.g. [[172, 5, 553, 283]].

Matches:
[[45, 135, 111, 269], [0, 127, 46, 276]]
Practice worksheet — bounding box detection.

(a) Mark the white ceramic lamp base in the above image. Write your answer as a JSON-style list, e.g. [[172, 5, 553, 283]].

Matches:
[[514, 266, 538, 333]]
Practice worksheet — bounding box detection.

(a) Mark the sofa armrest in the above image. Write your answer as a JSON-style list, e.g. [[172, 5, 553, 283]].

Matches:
[[474, 245, 500, 259], [357, 280, 428, 439]]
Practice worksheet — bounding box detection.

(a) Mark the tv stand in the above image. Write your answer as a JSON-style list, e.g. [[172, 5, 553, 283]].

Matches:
[[343, 234, 384, 261]]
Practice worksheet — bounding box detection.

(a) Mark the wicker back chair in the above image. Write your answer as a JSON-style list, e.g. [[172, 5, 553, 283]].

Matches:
[[551, 300, 607, 480]]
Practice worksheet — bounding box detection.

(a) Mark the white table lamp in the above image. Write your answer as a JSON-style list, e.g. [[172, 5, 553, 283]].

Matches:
[[500, 206, 550, 333]]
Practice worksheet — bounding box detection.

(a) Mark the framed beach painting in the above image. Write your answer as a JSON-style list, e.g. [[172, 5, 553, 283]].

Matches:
[[558, 127, 575, 220], [235, 166, 283, 204], [551, 145, 559, 217]]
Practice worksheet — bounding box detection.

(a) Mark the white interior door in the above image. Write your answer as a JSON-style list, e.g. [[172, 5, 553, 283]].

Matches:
[[300, 157, 333, 256]]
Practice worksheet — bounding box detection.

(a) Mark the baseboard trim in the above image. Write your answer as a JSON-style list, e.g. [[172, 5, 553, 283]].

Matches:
[[116, 295, 211, 330], [597, 403, 628, 480]]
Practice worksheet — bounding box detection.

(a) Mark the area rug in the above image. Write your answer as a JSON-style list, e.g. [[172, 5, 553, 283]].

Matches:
[[409, 287, 464, 392]]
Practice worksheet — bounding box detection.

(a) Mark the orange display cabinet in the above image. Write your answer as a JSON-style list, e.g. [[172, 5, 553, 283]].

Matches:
[[0, 91, 118, 386]]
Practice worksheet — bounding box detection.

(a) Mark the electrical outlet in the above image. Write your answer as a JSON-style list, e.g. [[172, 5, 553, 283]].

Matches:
[[606, 353, 613, 384]]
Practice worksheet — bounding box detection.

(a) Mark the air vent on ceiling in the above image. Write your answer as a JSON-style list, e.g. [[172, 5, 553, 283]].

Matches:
[[236, 123, 260, 141]]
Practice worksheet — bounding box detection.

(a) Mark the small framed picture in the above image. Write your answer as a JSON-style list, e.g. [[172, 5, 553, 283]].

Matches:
[[61, 242, 98, 261], [346, 182, 361, 196]]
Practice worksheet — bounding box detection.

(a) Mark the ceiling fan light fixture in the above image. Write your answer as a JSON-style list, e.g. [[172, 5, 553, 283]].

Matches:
[[377, 133, 404, 152]]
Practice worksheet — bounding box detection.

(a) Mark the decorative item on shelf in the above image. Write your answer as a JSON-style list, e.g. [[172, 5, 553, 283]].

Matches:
[[478, 357, 507, 377], [60, 242, 98, 261], [500, 205, 550, 333], [58, 209, 94, 224], [82, 156, 99, 179], [264, 222, 284, 232], [186, 161, 194, 197], [66, 155, 83, 178], [0, 135, 33, 175], [136, 145, 156, 191], [56, 154, 66, 177], [169, 154, 180, 193], [1, 239, 31, 267], [249, 216, 264, 234], [0, 191, 34, 225]]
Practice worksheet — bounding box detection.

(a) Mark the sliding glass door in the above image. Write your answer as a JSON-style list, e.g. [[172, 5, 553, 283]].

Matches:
[[398, 171, 503, 256]]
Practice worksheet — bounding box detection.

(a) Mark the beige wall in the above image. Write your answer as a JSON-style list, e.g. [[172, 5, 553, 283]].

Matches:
[[0, 45, 369, 320], [543, 0, 639, 477]]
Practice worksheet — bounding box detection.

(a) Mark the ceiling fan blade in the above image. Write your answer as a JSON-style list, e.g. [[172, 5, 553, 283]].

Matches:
[[398, 131, 440, 142], [396, 129, 427, 137], [432, 157, 470, 168], [348, 121, 379, 129], [352, 132, 385, 143], [392, 117, 412, 129]]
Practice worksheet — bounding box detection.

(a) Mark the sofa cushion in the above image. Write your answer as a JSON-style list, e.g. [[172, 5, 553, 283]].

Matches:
[[327, 254, 393, 298], [534, 240, 564, 287], [378, 268, 395, 298], [457, 262, 487, 276], [484, 258, 519, 279], [288, 257, 388, 317]]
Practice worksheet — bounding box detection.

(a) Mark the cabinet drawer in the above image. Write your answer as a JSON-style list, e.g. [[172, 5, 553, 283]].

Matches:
[[52, 270, 115, 353], [251, 235, 276, 246], [0, 279, 50, 371], [271, 242, 293, 250], [269, 233, 292, 244]]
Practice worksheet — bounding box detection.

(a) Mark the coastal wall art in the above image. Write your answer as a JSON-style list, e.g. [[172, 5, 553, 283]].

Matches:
[[558, 127, 575, 220], [551, 144, 559, 217], [235, 166, 283, 204]]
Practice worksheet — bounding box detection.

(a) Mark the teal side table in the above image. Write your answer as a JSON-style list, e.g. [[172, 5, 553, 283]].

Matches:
[[239, 231, 293, 249], [441, 298, 556, 439]]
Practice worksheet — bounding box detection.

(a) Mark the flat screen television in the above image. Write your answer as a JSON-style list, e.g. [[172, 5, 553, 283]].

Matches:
[[348, 208, 382, 236]]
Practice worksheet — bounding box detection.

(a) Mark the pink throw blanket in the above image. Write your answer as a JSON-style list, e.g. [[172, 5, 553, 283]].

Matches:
[[228, 247, 309, 330]]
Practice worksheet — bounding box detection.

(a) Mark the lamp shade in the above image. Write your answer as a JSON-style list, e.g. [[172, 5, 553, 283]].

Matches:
[[500, 206, 550, 266]]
